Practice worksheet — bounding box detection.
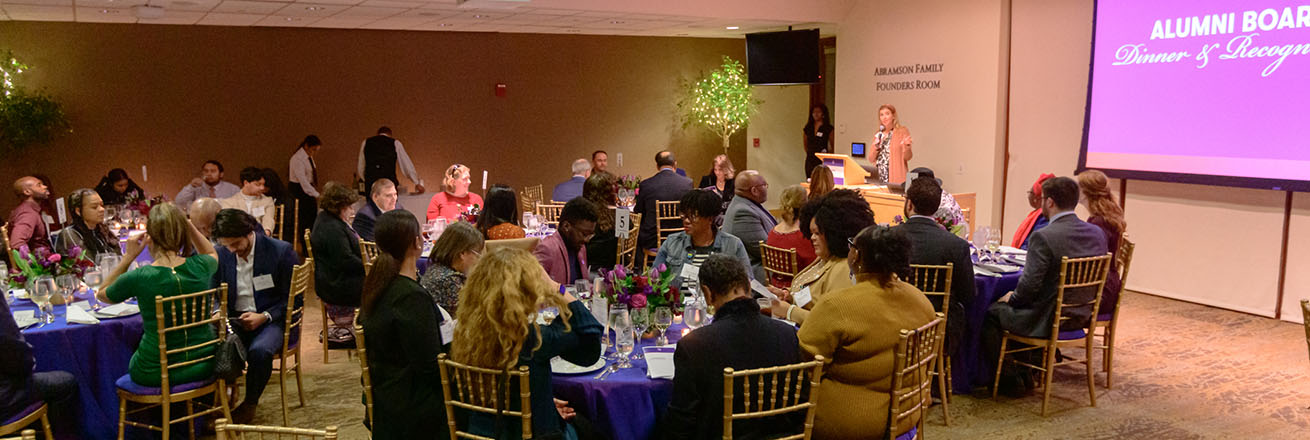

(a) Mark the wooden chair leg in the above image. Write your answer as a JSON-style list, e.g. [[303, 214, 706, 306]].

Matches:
[[186, 400, 195, 440], [40, 413, 51, 440], [936, 357, 951, 426], [1085, 337, 1097, 408], [295, 359, 305, 407], [991, 336, 1009, 399], [161, 399, 170, 440], [945, 357, 954, 404], [1040, 344, 1056, 417], [217, 380, 233, 439], [322, 306, 330, 364], [280, 361, 289, 426], [1105, 326, 1116, 389], [117, 396, 127, 440]]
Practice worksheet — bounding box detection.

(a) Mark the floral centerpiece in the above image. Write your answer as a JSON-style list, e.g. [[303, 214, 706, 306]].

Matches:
[[617, 175, 641, 191], [596, 264, 681, 314], [460, 204, 481, 224], [7, 246, 97, 289], [125, 191, 166, 217]]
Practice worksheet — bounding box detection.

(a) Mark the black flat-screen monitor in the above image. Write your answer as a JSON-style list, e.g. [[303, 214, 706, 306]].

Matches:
[[851, 142, 866, 158], [745, 29, 820, 85]]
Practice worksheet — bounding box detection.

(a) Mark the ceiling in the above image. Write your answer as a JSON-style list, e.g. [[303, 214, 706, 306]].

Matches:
[[0, 0, 843, 38]]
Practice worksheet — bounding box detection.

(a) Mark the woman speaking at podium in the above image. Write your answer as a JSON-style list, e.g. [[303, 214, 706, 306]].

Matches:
[[873, 104, 914, 184]]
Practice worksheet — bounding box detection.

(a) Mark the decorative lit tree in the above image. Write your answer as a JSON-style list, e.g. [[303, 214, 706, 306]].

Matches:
[[677, 56, 761, 153], [0, 50, 71, 153]]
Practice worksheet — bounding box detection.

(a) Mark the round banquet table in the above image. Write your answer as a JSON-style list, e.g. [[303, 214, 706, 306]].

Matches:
[[953, 271, 1022, 395], [9, 292, 144, 440], [552, 324, 688, 440]]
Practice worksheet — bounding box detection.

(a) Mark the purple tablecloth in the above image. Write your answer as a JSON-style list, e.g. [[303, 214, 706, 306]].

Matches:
[[952, 271, 1022, 394], [12, 292, 144, 440], [552, 324, 687, 440]]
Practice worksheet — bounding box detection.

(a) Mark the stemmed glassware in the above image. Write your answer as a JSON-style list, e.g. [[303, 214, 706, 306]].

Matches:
[[973, 226, 992, 263], [31, 276, 56, 324], [55, 274, 78, 305], [986, 228, 1002, 261], [608, 305, 633, 368], [684, 291, 708, 331], [83, 269, 103, 310], [98, 254, 122, 274], [653, 307, 673, 346], [0, 262, 10, 305], [629, 307, 649, 360]]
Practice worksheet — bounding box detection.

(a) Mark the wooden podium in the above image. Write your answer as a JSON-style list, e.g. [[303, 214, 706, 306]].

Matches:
[[806, 154, 976, 237], [815, 153, 872, 185]]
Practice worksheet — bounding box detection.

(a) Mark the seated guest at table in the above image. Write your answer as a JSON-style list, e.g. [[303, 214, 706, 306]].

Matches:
[[94, 168, 145, 207], [534, 198, 599, 285], [209, 209, 298, 424], [1011, 173, 1056, 249], [664, 254, 804, 440], [0, 293, 77, 430], [764, 185, 816, 287], [310, 182, 365, 346], [451, 247, 602, 440], [188, 198, 223, 242], [220, 167, 277, 236], [97, 203, 219, 387], [474, 184, 525, 240], [582, 171, 619, 272], [807, 165, 834, 202], [909, 167, 969, 236], [31, 175, 60, 236], [56, 188, 121, 258], [421, 221, 484, 315], [174, 160, 239, 208], [590, 150, 609, 174], [426, 164, 484, 223], [653, 189, 751, 290], [8, 176, 53, 254], [799, 225, 936, 438], [984, 176, 1108, 397], [767, 189, 873, 324], [636, 151, 693, 251], [551, 159, 591, 203], [360, 210, 452, 439], [894, 177, 975, 354], [698, 154, 735, 211], [354, 179, 399, 242], [1078, 169, 1126, 317], [723, 170, 776, 281]]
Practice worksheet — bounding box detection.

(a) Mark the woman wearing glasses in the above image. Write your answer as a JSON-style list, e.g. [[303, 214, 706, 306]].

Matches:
[[426, 164, 484, 223], [651, 189, 752, 290]]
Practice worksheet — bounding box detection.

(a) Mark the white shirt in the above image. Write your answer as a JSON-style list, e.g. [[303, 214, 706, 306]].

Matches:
[[240, 193, 261, 213], [235, 237, 257, 313], [289, 148, 320, 198], [175, 180, 240, 209], [357, 135, 423, 187]]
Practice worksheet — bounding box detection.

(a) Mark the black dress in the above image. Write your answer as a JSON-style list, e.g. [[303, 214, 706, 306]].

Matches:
[[802, 123, 835, 177], [362, 275, 450, 440]]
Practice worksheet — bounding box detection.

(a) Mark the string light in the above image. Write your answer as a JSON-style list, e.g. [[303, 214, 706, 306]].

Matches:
[[683, 56, 758, 152]]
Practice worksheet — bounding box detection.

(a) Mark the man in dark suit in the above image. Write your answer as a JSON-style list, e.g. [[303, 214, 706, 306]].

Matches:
[[664, 254, 803, 439], [352, 179, 399, 241], [894, 177, 975, 356], [636, 151, 693, 250], [210, 209, 300, 423], [982, 176, 1108, 396], [722, 170, 776, 281]]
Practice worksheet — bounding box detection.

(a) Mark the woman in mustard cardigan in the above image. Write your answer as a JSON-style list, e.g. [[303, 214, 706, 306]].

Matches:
[[798, 225, 936, 439], [874, 104, 915, 184], [767, 189, 876, 324]]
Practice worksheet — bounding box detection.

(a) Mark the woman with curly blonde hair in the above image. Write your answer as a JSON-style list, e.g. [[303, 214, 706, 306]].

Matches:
[[451, 247, 602, 439], [1077, 169, 1126, 316]]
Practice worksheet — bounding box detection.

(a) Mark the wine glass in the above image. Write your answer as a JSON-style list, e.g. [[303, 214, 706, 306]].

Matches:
[[629, 307, 649, 359], [573, 279, 591, 300], [98, 254, 122, 274], [83, 269, 103, 310], [56, 274, 78, 305], [31, 276, 56, 324], [972, 226, 991, 262], [607, 304, 629, 361], [0, 261, 10, 305], [614, 321, 635, 369], [986, 228, 1002, 262], [654, 306, 673, 346]]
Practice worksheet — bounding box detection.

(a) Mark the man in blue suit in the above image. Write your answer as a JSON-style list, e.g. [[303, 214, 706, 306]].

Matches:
[[210, 209, 299, 423]]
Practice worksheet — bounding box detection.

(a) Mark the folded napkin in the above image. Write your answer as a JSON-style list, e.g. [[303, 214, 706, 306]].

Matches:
[[11, 310, 38, 329], [644, 346, 676, 379], [97, 302, 140, 317], [66, 305, 101, 325], [999, 246, 1027, 255], [973, 265, 1001, 277]]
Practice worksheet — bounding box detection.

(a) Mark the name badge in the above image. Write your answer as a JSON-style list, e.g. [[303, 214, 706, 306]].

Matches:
[[793, 286, 813, 308], [252, 206, 266, 216], [816, 132, 824, 137], [253, 274, 275, 291], [679, 263, 700, 282], [437, 305, 456, 343]]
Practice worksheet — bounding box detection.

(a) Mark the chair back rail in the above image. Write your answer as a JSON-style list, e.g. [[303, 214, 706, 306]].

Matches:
[[535, 203, 565, 228], [1051, 254, 1113, 337], [655, 200, 681, 248], [0, 429, 37, 440], [887, 315, 945, 440], [438, 354, 534, 440], [215, 419, 339, 440], [617, 213, 642, 270], [521, 185, 544, 216], [721, 356, 825, 440], [760, 242, 800, 287], [355, 324, 375, 428]]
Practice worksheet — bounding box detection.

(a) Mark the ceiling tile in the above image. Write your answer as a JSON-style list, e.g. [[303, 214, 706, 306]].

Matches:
[[75, 6, 136, 22], [73, 0, 144, 8], [357, 0, 422, 8], [211, 0, 284, 14], [196, 11, 263, 25], [292, 0, 361, 5], [307, 15, 374, 28], [166, 0, 222, 12], [275, 2, 339, 16], [512, 7, 579, 16], [357, 15, 431, 29], [334, 5, 405, 17], [4, 0, 74, 6], [138, 10, 206, 24], [3, 4, 75, 20], [396, 8, 453, 19], [254, 14, 320, 26]]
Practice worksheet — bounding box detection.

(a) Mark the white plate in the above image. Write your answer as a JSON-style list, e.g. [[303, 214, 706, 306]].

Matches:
[[551, 356, 607, 375], [9, 289, 29, 299]]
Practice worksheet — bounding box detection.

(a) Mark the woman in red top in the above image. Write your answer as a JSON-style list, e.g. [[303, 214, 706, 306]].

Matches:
[[426, 164, 484, 222], [764, 185, 816, 287]]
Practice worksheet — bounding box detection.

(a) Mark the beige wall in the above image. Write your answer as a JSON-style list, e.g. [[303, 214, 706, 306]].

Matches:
[[835, 0, 1008, 225], [0, 22, 746, 215], [746, 85, 810, 210]]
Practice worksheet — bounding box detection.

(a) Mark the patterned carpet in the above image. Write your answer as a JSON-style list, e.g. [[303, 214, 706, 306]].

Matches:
[[216, 291, 1310, 439]]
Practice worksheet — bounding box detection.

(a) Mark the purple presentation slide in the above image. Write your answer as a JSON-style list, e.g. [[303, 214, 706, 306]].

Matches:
[[1084, 0, 1310, 181]]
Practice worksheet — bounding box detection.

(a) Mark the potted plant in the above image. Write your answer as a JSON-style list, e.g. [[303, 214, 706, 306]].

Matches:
[[0, 51, 72, 153], [676, 56, 761, 153]]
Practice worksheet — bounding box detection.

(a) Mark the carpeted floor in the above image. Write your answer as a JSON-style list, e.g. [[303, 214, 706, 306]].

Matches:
[[220, 291, 1310, 439]]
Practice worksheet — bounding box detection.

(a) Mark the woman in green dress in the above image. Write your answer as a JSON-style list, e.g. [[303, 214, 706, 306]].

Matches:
[[97, 203, 219, 386]]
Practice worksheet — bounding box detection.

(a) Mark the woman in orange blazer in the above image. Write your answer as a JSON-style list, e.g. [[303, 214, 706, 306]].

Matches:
[[874, 104, 915, 184]]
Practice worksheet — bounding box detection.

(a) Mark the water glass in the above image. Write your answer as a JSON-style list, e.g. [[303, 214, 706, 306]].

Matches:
[[83, 270, 103, 310], [607, 304, 630, 360], [56, 274, 78, 305], [98, 254, 122, 273], [654, 306, 673, 346], [684, 299, 708, 330], [614, 324, 635, 369], [31, 276, 56, 324], [630, 307, 649, 359], [0, 262, 9, 305], [573, 279, 592, 300]]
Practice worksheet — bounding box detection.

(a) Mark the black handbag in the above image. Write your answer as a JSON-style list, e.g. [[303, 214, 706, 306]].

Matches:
[[213, 317, 247, 382]]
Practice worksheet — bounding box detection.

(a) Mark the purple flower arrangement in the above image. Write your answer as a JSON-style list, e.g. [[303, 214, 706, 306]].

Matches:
[[7, 246, 97, 288], [596, 263, 681, 313]]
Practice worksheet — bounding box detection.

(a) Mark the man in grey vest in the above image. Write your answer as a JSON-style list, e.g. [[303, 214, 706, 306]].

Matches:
[[357, 126, 425, 195]]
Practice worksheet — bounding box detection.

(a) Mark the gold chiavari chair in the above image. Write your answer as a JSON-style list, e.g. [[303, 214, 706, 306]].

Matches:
[[535, 202, 565, 228], [117, 286, 234, 440], [273, 204, 285, 241], [521, 185, 544, 216], [760, 242, 800, 289], [291, 199, 300, 253], [616, 213, 642, 270], [887, 315, 945, 440], [1, 224, 11, 265], [907, 263, 954, 426], [0, 429, 36, 440], [355, 324, 374, 430], [273, 259, 312, 425], [992, 254, 1112, 416], [721, 356, 825, 440], [1092, 233, 1135, 389], [438, 354, 533, 440], [640, 200, 683, 270], [1301, 299, 1310, 364], [0, 401, 49, 440], [359, 239, 381, 274], [215, 419, 338, 440]]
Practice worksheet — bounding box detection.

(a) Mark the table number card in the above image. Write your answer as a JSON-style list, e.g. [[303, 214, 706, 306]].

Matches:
[[615, 208, 631, 238]]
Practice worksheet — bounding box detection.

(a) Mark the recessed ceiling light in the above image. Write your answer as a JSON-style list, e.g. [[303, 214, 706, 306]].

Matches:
[[610, 20, 625, 24], [438, 23, 453, 27], [677, 33, 689, 36], [285, 17, 296, 21], [305, 6, 324, 11], [473, 14, 487, 18], [566, 29, 580, 33], [726, 26, 739, 30], [99, 9, 113, 13]]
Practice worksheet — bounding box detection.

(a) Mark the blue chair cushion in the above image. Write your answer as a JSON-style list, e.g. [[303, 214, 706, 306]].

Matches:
[[895, 426, 918, 440], [115, 374, 215, 396], [1, 400, 42, 425], [1058, 329, 1087, 340], [1097, 312, 1114, 322]]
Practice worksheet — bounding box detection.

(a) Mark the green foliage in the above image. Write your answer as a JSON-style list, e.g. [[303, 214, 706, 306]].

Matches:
[[677, 56, 761, 153], [0, 50, 71, 153]]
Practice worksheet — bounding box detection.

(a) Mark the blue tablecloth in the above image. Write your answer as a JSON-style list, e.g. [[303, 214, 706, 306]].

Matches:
[[952, 271, 1022, 394], [11, 292, 144, 440], [552, 324, 687, 440]]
